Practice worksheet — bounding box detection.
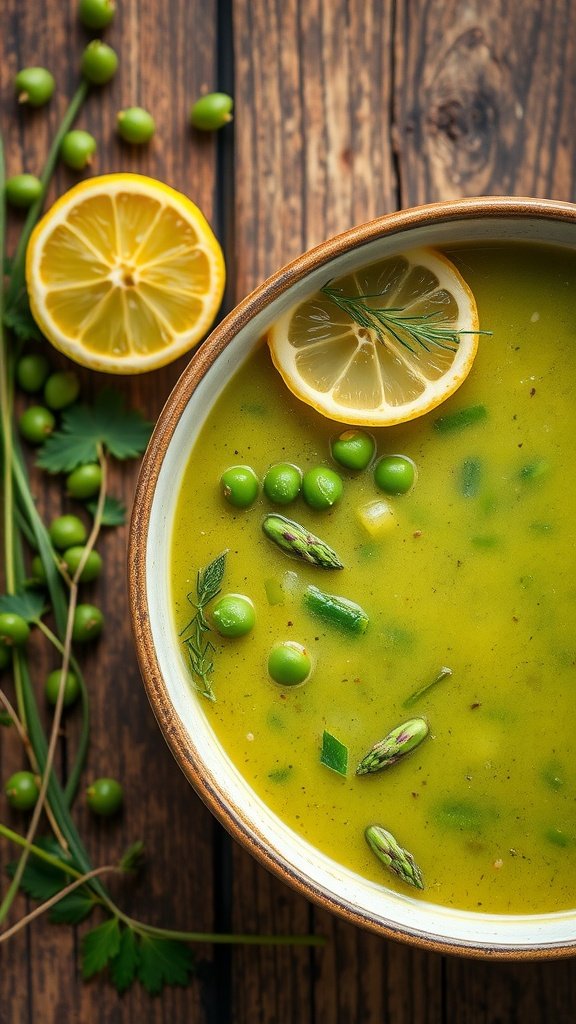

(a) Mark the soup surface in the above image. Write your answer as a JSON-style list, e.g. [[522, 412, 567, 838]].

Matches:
[[171, 242, 576, 914]]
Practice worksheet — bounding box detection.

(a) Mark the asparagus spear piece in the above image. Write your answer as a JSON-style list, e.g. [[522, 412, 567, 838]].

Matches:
[[262, 514, 344, 569], [356, 717, 429, 775], [365, 825, 424, 890]]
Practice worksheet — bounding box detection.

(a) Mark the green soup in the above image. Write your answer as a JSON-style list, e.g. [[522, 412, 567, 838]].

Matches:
[[171, 242, 576, 915]]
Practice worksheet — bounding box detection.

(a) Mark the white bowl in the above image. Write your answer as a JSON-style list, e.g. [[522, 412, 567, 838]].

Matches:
[[129, 197, 576, 959]]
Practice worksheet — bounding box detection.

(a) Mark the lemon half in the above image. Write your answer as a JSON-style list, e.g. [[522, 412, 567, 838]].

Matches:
[[26, 174, 225, 374]]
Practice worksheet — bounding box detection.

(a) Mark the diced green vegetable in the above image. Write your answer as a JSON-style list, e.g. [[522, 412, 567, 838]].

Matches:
[[540, 760, 565, 791], [320, 730, 348, 776], [519, 459, 550, 484], [356, 498, 396, 537], [303, 585, 369, 635], [458, 457, 482, 498], [264, 578, 284, 606], [434, 405, 487, 433], [544, 827, 572, 848], [268, 766, 293, 783]]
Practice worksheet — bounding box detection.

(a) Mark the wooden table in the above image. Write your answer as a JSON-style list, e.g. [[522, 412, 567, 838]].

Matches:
[[1, 1, 575, 1020]]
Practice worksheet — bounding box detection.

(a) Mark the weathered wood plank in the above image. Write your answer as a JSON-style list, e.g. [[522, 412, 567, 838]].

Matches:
[[393, 0, 576, 203]]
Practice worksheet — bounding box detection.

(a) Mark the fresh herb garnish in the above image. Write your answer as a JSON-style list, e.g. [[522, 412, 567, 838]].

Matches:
[[86, 495, 127, 527], [322, 282, 490, 356], [180, 551, 228, 702], [320, 730, 348, 776], [37, 390, 153, 473], [403, 666, 452, 709]]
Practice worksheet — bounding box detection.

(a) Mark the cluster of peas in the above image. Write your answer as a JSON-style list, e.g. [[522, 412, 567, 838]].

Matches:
[[6, 0, 233, 208], [211, 430, 417, 688], [220, 428, 417, 511], [1, 352, 122, 818]]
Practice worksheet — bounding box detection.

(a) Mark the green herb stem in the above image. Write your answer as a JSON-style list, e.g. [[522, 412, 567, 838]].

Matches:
[[5, 79, 89, 311], [117, 914, 326, 948], [0, 866, 115, 946]]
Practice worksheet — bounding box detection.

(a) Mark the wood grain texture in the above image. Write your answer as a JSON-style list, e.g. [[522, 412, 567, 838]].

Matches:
[[1, 1, 576, 1022], [393, 0, 576, 204]]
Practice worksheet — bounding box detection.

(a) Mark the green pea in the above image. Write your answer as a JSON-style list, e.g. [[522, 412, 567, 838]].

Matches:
[[190, 92, 234, 131], [79, 0, 116, 30], [86, 777, 123, 816], [5, 174, 43, 209], [16, 354, 50, 393], [60, 130, 97, 170], [49, 515, 88, 550], [117, 107, 156, 144], [302, 466, 343, 510], [62, 546, 103, 583], [268, 641, 312, 687], [45, 669, 80, 709], [18, 406, 55, 444], [331, 429, 375, 470], [220, 465, 259, 508], [5, 771, 39, 811], [212, 594, 255, 638], [0, 612, 30, 647], [14, 67, 55, 107], [263, 463, 302, 505], [374, 455, 416, 495], [66, 463, 103, 499], [44, 371, 80, 410], [81, 40, 118, 85], [72, 604, 104, 643]]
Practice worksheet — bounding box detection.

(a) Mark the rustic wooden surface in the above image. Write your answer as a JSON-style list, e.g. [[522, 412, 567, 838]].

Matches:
[[1, 1, 575, 1021]]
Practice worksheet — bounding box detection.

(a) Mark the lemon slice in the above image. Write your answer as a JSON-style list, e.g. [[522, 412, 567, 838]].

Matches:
[[26, 174, 225, 374], [268, 248, 480, 425]]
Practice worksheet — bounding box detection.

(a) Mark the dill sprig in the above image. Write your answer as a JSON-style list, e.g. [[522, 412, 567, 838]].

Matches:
[[180, 551, 227, 702], [321, 283, 490, 356]]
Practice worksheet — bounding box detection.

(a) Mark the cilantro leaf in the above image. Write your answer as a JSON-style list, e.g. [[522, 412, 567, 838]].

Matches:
[[49, 889, 95, 924], [6, 837, 76, 901], [109, 927, 140, 993], [37, 390, 153, 473], [86, 495, 126, 527], [137, 935, 195, 995], [0, 588, 45, 622], [82, 917, 121, 979], [3, 301, 44, 343]]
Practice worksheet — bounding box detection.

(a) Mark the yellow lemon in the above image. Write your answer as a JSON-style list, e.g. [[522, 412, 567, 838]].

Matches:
[[26, 173, 225, 374], [268, 248, 480, 425]]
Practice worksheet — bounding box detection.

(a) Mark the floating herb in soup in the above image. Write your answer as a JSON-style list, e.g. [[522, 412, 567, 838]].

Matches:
[[171, 242, 576, 915]]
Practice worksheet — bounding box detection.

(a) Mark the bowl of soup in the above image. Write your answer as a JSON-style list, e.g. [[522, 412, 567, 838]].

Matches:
[[129, 197, 576, 959]]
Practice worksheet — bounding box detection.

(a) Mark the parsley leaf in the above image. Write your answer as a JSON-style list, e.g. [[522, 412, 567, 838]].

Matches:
[[6, 837, 76, 901], [37, 390, 153, 473], [49, 889, 95, 925], [137, 935, 195, 995], [0, 588, 45, 622], [109, 927, 140, 993], [119, 840, 145, 873], [3, 300, 44, 343], [86, 495, 126, 527], [82, 917, 121, 979]]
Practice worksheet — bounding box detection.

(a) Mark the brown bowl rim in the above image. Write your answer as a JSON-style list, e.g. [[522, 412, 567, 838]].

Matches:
[[129, 195, 576, 961]]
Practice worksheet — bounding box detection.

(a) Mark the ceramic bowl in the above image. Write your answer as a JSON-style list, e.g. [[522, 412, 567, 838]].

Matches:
[[129, 196, 576, 960]]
